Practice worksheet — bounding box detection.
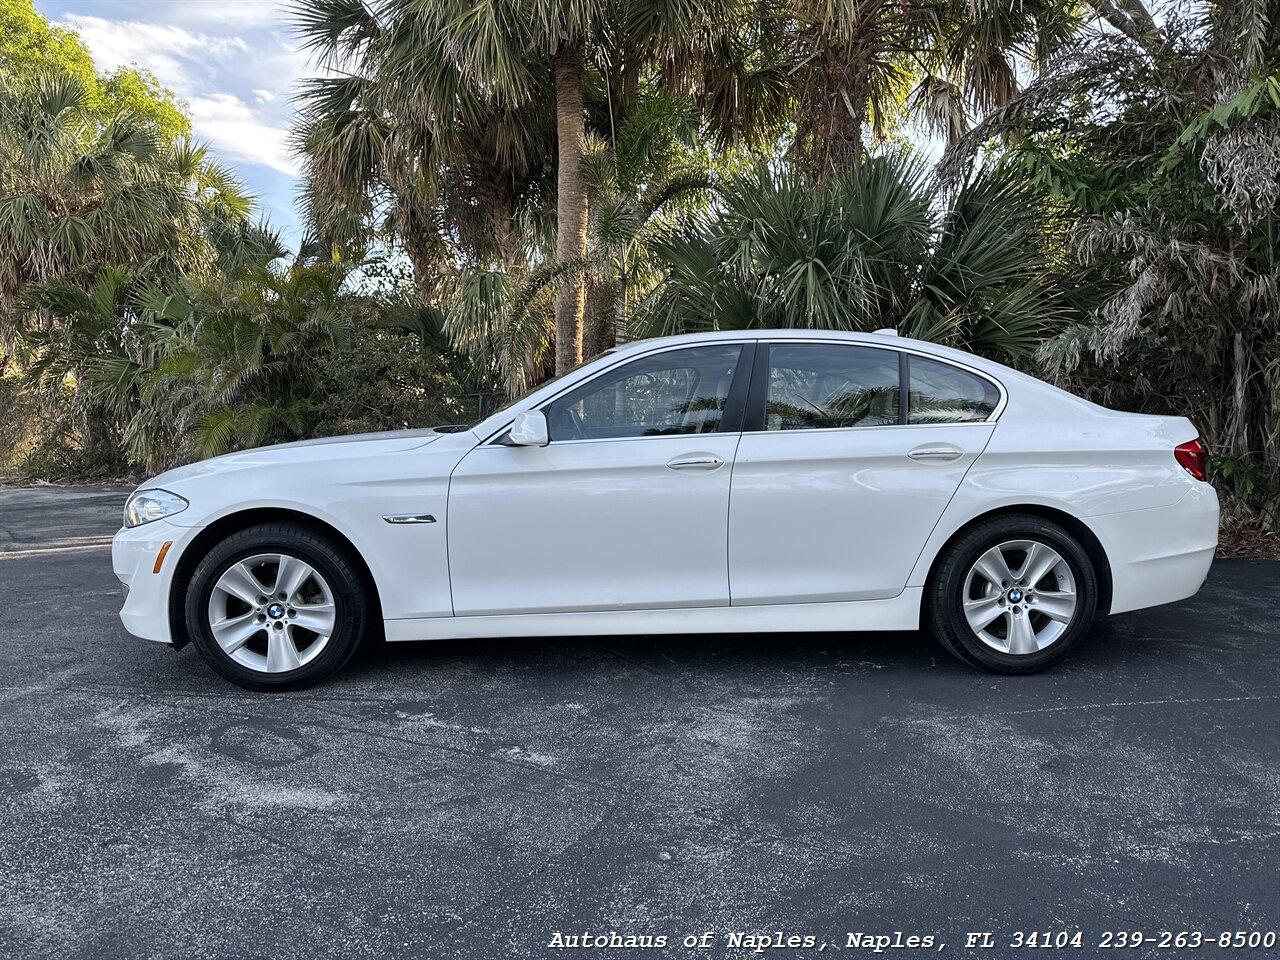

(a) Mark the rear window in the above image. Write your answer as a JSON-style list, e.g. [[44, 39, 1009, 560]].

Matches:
[[907, 356, 999, 424]]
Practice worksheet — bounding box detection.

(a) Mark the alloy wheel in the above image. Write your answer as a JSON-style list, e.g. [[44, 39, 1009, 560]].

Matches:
[[961, 539, 1078, 656], [206, 553, 336, 673]]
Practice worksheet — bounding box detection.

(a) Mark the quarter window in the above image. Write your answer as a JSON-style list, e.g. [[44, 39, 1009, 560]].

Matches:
[[763, 343, 900, 431], [544, 344, 743, 441], [907, 356, 999, 424]]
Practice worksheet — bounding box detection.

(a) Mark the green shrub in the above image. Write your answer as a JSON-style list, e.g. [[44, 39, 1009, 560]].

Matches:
[[311, 322, 494, 437], [0, 371, 38, 474]]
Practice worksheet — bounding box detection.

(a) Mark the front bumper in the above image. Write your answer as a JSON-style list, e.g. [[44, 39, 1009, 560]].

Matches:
[[1087, 481, 1219, 615], [111, 519, 202, 644]]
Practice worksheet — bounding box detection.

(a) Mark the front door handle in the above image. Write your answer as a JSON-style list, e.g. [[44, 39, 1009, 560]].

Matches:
[[907, 445, 964, 463], [667, 456, 724, 470]]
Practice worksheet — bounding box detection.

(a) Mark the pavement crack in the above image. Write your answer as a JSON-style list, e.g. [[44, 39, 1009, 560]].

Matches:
[[216, 814, 333, 868], [302, 706, 651, 805], [991, 693, 1280, 716]]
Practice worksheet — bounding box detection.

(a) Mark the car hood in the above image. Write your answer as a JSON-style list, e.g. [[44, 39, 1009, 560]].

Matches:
[[143, 428, 448, 489]]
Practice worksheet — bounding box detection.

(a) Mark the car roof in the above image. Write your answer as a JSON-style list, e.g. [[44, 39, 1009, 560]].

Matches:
[[605, 328, 1009, 377]]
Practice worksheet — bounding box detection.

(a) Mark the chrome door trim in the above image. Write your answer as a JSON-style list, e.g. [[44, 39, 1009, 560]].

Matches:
[[667, 456, 725, 469], [907, 445, 965, 462]]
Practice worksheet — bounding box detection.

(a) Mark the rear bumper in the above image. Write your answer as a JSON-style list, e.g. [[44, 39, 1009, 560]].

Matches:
[[1086, 481, 1219, 615], [111, 519, 201, 644]]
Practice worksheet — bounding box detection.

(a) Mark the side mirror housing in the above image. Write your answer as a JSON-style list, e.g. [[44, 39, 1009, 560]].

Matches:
[[506, 410, 549, 446]]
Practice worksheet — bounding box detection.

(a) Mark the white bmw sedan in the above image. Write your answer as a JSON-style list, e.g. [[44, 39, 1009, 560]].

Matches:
[[112, 330, 1218, 690]]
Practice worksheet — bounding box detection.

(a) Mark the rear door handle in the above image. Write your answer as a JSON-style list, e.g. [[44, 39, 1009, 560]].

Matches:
[[667, 456, 724, 470], [907, 445, 964, 463]]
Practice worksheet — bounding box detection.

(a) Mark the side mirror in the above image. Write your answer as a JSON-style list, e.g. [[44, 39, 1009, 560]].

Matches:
[[506, 410, 549, 446]]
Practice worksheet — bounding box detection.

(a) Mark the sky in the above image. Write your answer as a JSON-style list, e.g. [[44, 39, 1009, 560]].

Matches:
[[35, 0, 312, 245]]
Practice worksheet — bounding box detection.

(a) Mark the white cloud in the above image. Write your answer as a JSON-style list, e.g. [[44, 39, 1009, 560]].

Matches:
[[188, 93, 299, 176], [62, 15, 248, 89], [56, 11, 305, 175], [42, 0, 315, 242]]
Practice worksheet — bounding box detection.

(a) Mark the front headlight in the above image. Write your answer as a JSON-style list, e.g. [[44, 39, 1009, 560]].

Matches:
[[124, 488, 189, 528]]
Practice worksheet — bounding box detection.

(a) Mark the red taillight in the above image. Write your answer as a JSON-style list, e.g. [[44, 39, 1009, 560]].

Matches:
[[1174, 438, 1207, 481]]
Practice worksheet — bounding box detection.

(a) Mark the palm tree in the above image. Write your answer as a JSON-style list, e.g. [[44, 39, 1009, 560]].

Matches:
[[292, 0, 557, 295], [774, 0, 1145, 172], [293, 0, 594, 373], [432, 0, 778, 372], [772, 0, 937, 175], [0, 68, 271, 471], [0, 70, 263, 317], [635, 155, 1074, 360], [544, 96, 727, 347], [911, 0, 1084, 148], [294, 0, 764, 376], [292, 0, 1100, 378]]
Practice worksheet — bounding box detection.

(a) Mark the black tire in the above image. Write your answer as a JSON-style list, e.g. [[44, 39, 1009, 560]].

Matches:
[[185, 522, 370, 691], [926, 513, 1098, 674]]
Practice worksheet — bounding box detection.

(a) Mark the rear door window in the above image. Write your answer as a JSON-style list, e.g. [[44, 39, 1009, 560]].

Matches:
[[763, 343, 901, 431], [906, 356, 1000, 424]]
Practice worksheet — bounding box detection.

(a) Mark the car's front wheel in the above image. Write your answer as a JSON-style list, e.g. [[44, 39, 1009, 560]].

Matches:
[[185, 522, 370, 690], [927, 514, 1098, 674]]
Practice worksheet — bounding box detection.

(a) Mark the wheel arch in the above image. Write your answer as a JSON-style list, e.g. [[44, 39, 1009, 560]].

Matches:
[[167, 507, 384, 648], [922, 504, 1114, 615]]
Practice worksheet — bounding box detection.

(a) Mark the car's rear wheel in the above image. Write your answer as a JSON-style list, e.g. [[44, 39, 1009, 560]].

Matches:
[[185, 523, 369, 691], [927, 514, 1098, 673]]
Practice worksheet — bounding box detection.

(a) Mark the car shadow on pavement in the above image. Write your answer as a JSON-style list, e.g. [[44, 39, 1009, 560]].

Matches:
[[336, 606, 1208, 692], [354, 627, 994, 678]]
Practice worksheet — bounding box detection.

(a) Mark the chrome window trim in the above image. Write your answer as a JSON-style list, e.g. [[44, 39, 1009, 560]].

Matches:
[[510, 432, 744, 447], [738, 420, 997, 437], [478, 335, 1007, 446]]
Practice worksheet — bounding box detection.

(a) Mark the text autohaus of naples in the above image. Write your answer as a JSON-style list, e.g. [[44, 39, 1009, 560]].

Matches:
[[545, 930, 942, 950]]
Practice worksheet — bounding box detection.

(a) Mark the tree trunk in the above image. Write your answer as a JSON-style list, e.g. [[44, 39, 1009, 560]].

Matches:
[[614, 263, 628, 345], [583, 275, 616, 358], [1231, 330, 1249, 458], [823, 76, 867, 177], [398, 199, 448, 307], [475, 162, 521, 273], [404, 241, 440, 307], [795, 38, 867, 180], [553, 43, 589, 375]]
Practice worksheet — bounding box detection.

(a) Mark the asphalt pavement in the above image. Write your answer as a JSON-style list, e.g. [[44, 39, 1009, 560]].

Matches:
[[0, 484, 1277, 960]]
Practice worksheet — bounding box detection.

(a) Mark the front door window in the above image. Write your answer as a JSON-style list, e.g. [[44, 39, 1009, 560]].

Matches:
[[544, 344, 744, 441]]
